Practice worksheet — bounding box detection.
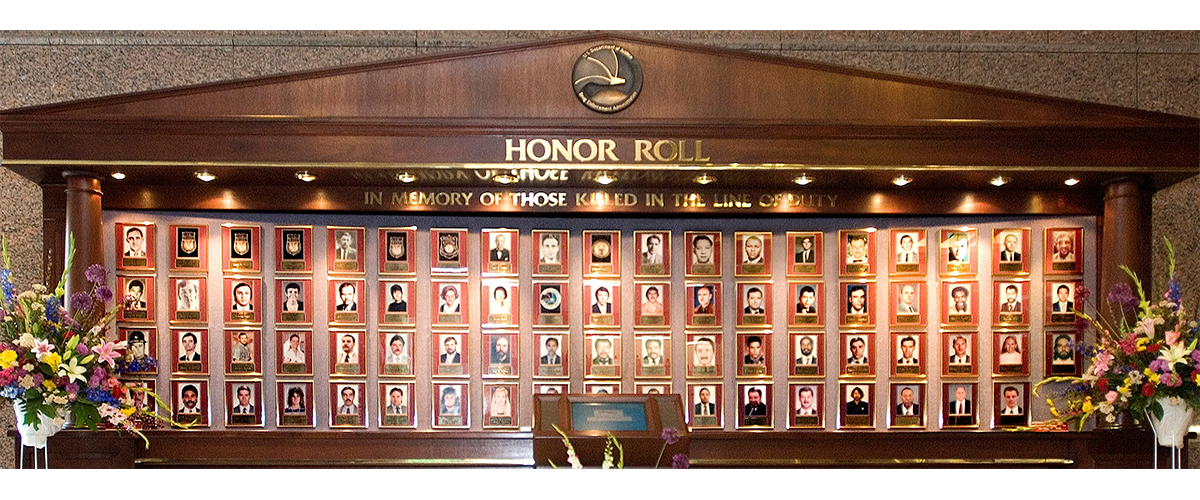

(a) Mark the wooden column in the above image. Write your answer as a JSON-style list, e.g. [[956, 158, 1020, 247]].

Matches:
[[1100, 180, 1150, 307], [63, 172, 103, 301]]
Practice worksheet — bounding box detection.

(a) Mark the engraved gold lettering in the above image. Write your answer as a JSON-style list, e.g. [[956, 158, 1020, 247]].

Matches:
[[654, 140, 678, 162], [479, 192, 499, 206], [826, 195, 837, 207], [647, 193, 665, 207], [365, 192, 383, 205], [527, 139, 551, 162], [573, 140, 597, 162], [599, 139, 618, 161], [678, 140, 694, 161], [552, 140, 572, 162], [673, 193, 706, 207], [505, 139, 526, 161], [694, 140, 709, 162], [634, 140, 652, 162]]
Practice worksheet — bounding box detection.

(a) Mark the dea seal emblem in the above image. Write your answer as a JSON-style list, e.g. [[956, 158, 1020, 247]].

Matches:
[[572, 44, 642, 113]]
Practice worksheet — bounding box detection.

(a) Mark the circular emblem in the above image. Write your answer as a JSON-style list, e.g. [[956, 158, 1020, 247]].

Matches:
[[572, 44, 642, 113]]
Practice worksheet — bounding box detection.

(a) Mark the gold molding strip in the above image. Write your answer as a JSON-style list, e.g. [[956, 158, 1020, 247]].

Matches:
[[690, 458, 1075, 467], [134, 457, 535, 467]]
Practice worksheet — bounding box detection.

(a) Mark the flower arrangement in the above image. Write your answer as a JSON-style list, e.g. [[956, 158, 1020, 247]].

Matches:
[[0, 236, 174, 447], [550, 424, 689, 469], [1036, 238, 1200, 430]]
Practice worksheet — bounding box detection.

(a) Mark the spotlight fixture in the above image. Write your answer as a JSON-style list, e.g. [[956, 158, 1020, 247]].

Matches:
[[295, 171, 317, 182], [493, 173, 518, 185], [990, 176, 1009, 187], [395, 172, 416, 183], [110, 172, 126, 180], [793, 174, 813, 186], [892, 175, 912, 187], [694, 174, 716, 185], [594, 172, 616, 185], [1064, 178, 1080, 186], [194, 171, 216, 182]]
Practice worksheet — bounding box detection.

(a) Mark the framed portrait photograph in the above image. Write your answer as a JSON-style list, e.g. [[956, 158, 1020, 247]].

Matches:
[[226, 380, 263, 427], [890, 280, 927, 327], [379, 331, 413, 377], [940, 280, 979, 327], [275, 225, 312, 273], [994, 382, 1030, 428], [378, 227, 416, 275], [118, 327, 156, 374], [788, 281, 823, 327], [786, 231, 822, 276], [121, 380, 156, 414], [275, 278, 312, 325], [890, 332, 926, 378], [687, 383, 722, 429], [839, 382, 874, 429], [735, 282, 772, 327], [634, 230, 671, 277], [888, 228, 926, 276], [585, 334, 620, 378], [534, 383, 569, 396], [483, 332, 517, 378], [993, 280, 1029, 327], [278, 381, 315, 428], [532, 230, 568, 277], [225, 329, 262, 375], [685, 282, 721, 328], [583, 230, 620, 276], [329, 278, 366, 325], [789, 333, 822, 377], [636, 383, 672, 395], [583, 280, 621, 328], [169, 277, 206, 324], [1045, 227, 1084, 275], [992, 227, 1031, 275], [734, 231, 771, 277], [737, 383, 772, 429], [634, 282, 670, 328], [686, 334, 721, 378], [840, 281, 875, 327], [838, 229, 875, 277], [943, 331, 979, 377], [684, 231, 721, 277], [535, 333, 568, 378], [172, 380, 209, 427], [171, 328, 207, 375], [434, 332, 467, 377], [223, 277, 261, 325], [533, 281, 567, 327], [482, 228, 519, 276], [329, 330, 365, 377], [585, 382, 621, 395], [938, 228, 977, 276], [483, 382, 519, 429], [431, 279, 468, 327], [277, 330, 312, 376], [788, 383, 823, 429], [944, 382, 978, 428], [737, 333, 771, 377], [169, 224, 206, 272], [427, 228, 468, 273], [330, 381, 367, 428], [993, 331, 1030, 377], [888, 383, 925, 429], [327, 226, 366, 274], [377, 279, 415, 326], [222, 224, 261, 273], [1046, 331, 1081, 376], [635, 335, 670, 378], [433, 382, 469, 429], [1046, 280, 1082, 325], [116, 222, 155, 271], [380, 382, 416, 428], [482, 279, 519, 327], [116, 276, 155, 323], [841, 333, 874, 377]]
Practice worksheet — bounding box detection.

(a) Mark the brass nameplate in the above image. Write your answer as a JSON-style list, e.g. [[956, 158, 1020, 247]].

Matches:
[[948, 364, 971, 374], [947, 313, 972, 324], [998, 364, 1022, 374], [383, 415, 410, 426], [947, 262, 970, 274], [384, 262, 410, 273], [229, 311, 254, 322], [691, 264, 716, 275], [280, 261, 305, 271], [488, 262, 511, 274], [488, 416, 514, 427], [125, 310, 148, 320], [335, 363, 361, 375], [640, 315, 664, 326], [692, 366, 716, 377], [741, 365, 767, 376], [642, 365, 666, 377], [488, 314, 511, 325], [176, 311, 201, 321], [845, 415, 870, 427], [742, 263, 765, 275], [384, 313, 410, 324], [538, 366, 563, 377], [334, 415, 360, 426], [589, 263, 615, 274], [844, 314, 868, 325], [281, 363, 306, 374], [893, 415, 920, 427], [538, 315, 563, 325], [846, 364, 870, 375], [998, 313, 1022, 324], [641, 263, 665, 275], [896, 314, 919, 324], [230, 362, 255, 374], [281, 414, 308, 426], [794, 315, 817, 324], [591, 365, 616, 377], [794, 415, 819, 427], [794, 365, 818, 376], [333, 261, 357, 271], [896, 365, 920, 375], [334, 312, 358, 323], [1052, 262, 1075, 271], [742, 314, 765, 325], [1051, 313, 1074, 323], [538, 264, 563, 275], [438, 314, 462, 324], [998, 262, 1022, 272], [438, 364, 463, 376], [743, 415, 769, 427], [123, 257, 147, 267], [845, 263, 867, 274], [792, 264, 816, 274], [176, 259, 200, 268], [1050, 363, 1076, 374], [692, 315, 716, 326], [693, 415, 718, 427], [281, 312, 305, 322], [178, 362, 202, 373], [895, 263, 919, 273], [230, 414, 256, 425], [438, 416, 464, 427], [488, 364, 513, 376], [591, 315, 614, 326], [177, 414, 200, 424], [384, 364, 410, 375], [230, 260, 253, 270], [436, 259, 461, 269]]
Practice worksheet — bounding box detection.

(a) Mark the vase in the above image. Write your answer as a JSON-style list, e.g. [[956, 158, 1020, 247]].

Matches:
[[12, 402, 67, 449], [1147, 396, 1195, 448], [1095, 409, 1139, 430]]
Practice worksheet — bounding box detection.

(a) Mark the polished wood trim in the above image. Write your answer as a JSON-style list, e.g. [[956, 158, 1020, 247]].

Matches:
[[63, 173, 102, 301], [1101, 180, 1151, 319]]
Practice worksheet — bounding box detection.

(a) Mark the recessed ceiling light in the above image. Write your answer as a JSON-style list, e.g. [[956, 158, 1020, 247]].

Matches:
[[892, 175, 912, 187], [493, 173, 518, 185], [793, 174, 813, 186], [110, 172, 126, 180], [694, 174, 716, 185], [1064, 178, 1080, 186], [295, 171, 317, 182], [990, 176, 1009, 187], [395, 172, 416, 183], [194, 171, 216, 182], [595, 172, 616, 185]]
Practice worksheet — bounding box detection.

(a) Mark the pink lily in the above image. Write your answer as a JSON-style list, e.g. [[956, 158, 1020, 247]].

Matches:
[[1165, 327, 1182, 346], [91, 341, 120, 368], [32, 339, 56, 359]]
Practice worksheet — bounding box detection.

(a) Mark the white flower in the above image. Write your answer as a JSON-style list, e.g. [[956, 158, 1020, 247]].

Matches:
[[21, 363, 33, 371], [52, 416, 65, 428], [31, 284, 46, 294], [17, 333, 36, 348], [1106, 414, 1116, 423], [17, 375, 35, 389]]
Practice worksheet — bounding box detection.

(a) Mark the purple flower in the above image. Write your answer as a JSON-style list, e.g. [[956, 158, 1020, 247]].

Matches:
[[671, 453, 690, 469], [30, 374, 43, 387], [1166, 278, 1183, 306], [94, 286, 113, 303], [1149, 358, 1172, 374], [84, 264, 107, 285], [75, 343, 90, 355], [1075, 283, 1091, 304], [44, 296, 60, 323], [1192, 350, 1200, 363], [661, 427, 680, 445], [65, 382, 79, 395], [1108, 282, 1137, 311], [1074, 316, 1090, 335], [89, 367, 108, 388], [69, 292, 93, 312]]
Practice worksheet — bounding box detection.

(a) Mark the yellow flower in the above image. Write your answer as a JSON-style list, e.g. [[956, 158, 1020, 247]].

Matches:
[[1144, 368, 1154, 377], [1148, 372, 1161, 384], [42, 352, 62, 372], [1049, 407, 1060, 417], [0, 350, 16, 368], [120, 407, 135, 417], [1082, 401, 1094, 413], [42, 379, 56, 391]]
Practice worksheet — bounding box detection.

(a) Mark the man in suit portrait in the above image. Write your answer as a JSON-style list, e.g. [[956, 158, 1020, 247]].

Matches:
[[743, 287, 765, 314], [796, 285, 817, 314], [743, 335, 765, 365], [847, 285, 867, 314], [179, 332, 200, 362], [282, 282, 304, 312], [641, 234, 663, 265], [490, 336, 511, 364], [232, 282, 253, 311], [178, 384, 200, 415], [592, 286, 612, 314], [744, 387, 767, 416], [795, 236, 815, 263], [950, 286, 970, 313], [949, 336, 971, 364], [897, 283, 918, 314], [231, 331, 253, 362], [694, 387, 716, 416], [1053, 232, 1075, 262], [895, 387, 919, 416], [847, 337, 868, 365], [845, 234, 868, 264], [999, 386, 1024, 425], [999, 233, 1021, 262], [386, 387, 408, 415], [947, 232, 969, 262], [795, 336, 818, 365], [385, 334, 408, 365], [335, 230, 357, 261], [232, 385, 255, 414], [642, 338, 664, 366], [692, 337, 716, 368], [846, 387, 868, 415], [796, 386, 817, 416], [1052, 334, 1074, 364], [440, 336, 460, 364], [592, 338, 614, 365], [387, 284, 407, 312], [338, 334, 358, 364], [1000, 284, 1022, 312], [337, 386, 359, 415], [694, 285, 714, 314], [897, 336, 918, 365], [124, 226, 146, 257], [895, 234, 918, 264], [742, 235, 764, 264], [126, 280, 147, 310], [177, 279, 200, 312], [540, 336, 561, 365], [336, 282, 357, 311], [539, 233, 561, 264], [489, 233, 511, 262], [1053, 284, 1074, 312], [948, 385, 973, 425]]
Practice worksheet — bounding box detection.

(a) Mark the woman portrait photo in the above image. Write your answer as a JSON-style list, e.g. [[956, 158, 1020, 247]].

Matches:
[[490, 285, 511, 314], [998, 335, 1022, 365], [284, 386, 306, 414], [439, 284, 461, 313], [440, 386, 462, 416], [488, 386, 512, 417]]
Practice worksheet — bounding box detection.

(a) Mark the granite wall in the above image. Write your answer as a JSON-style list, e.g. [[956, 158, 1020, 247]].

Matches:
[[0, 30, 1197, 469]]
